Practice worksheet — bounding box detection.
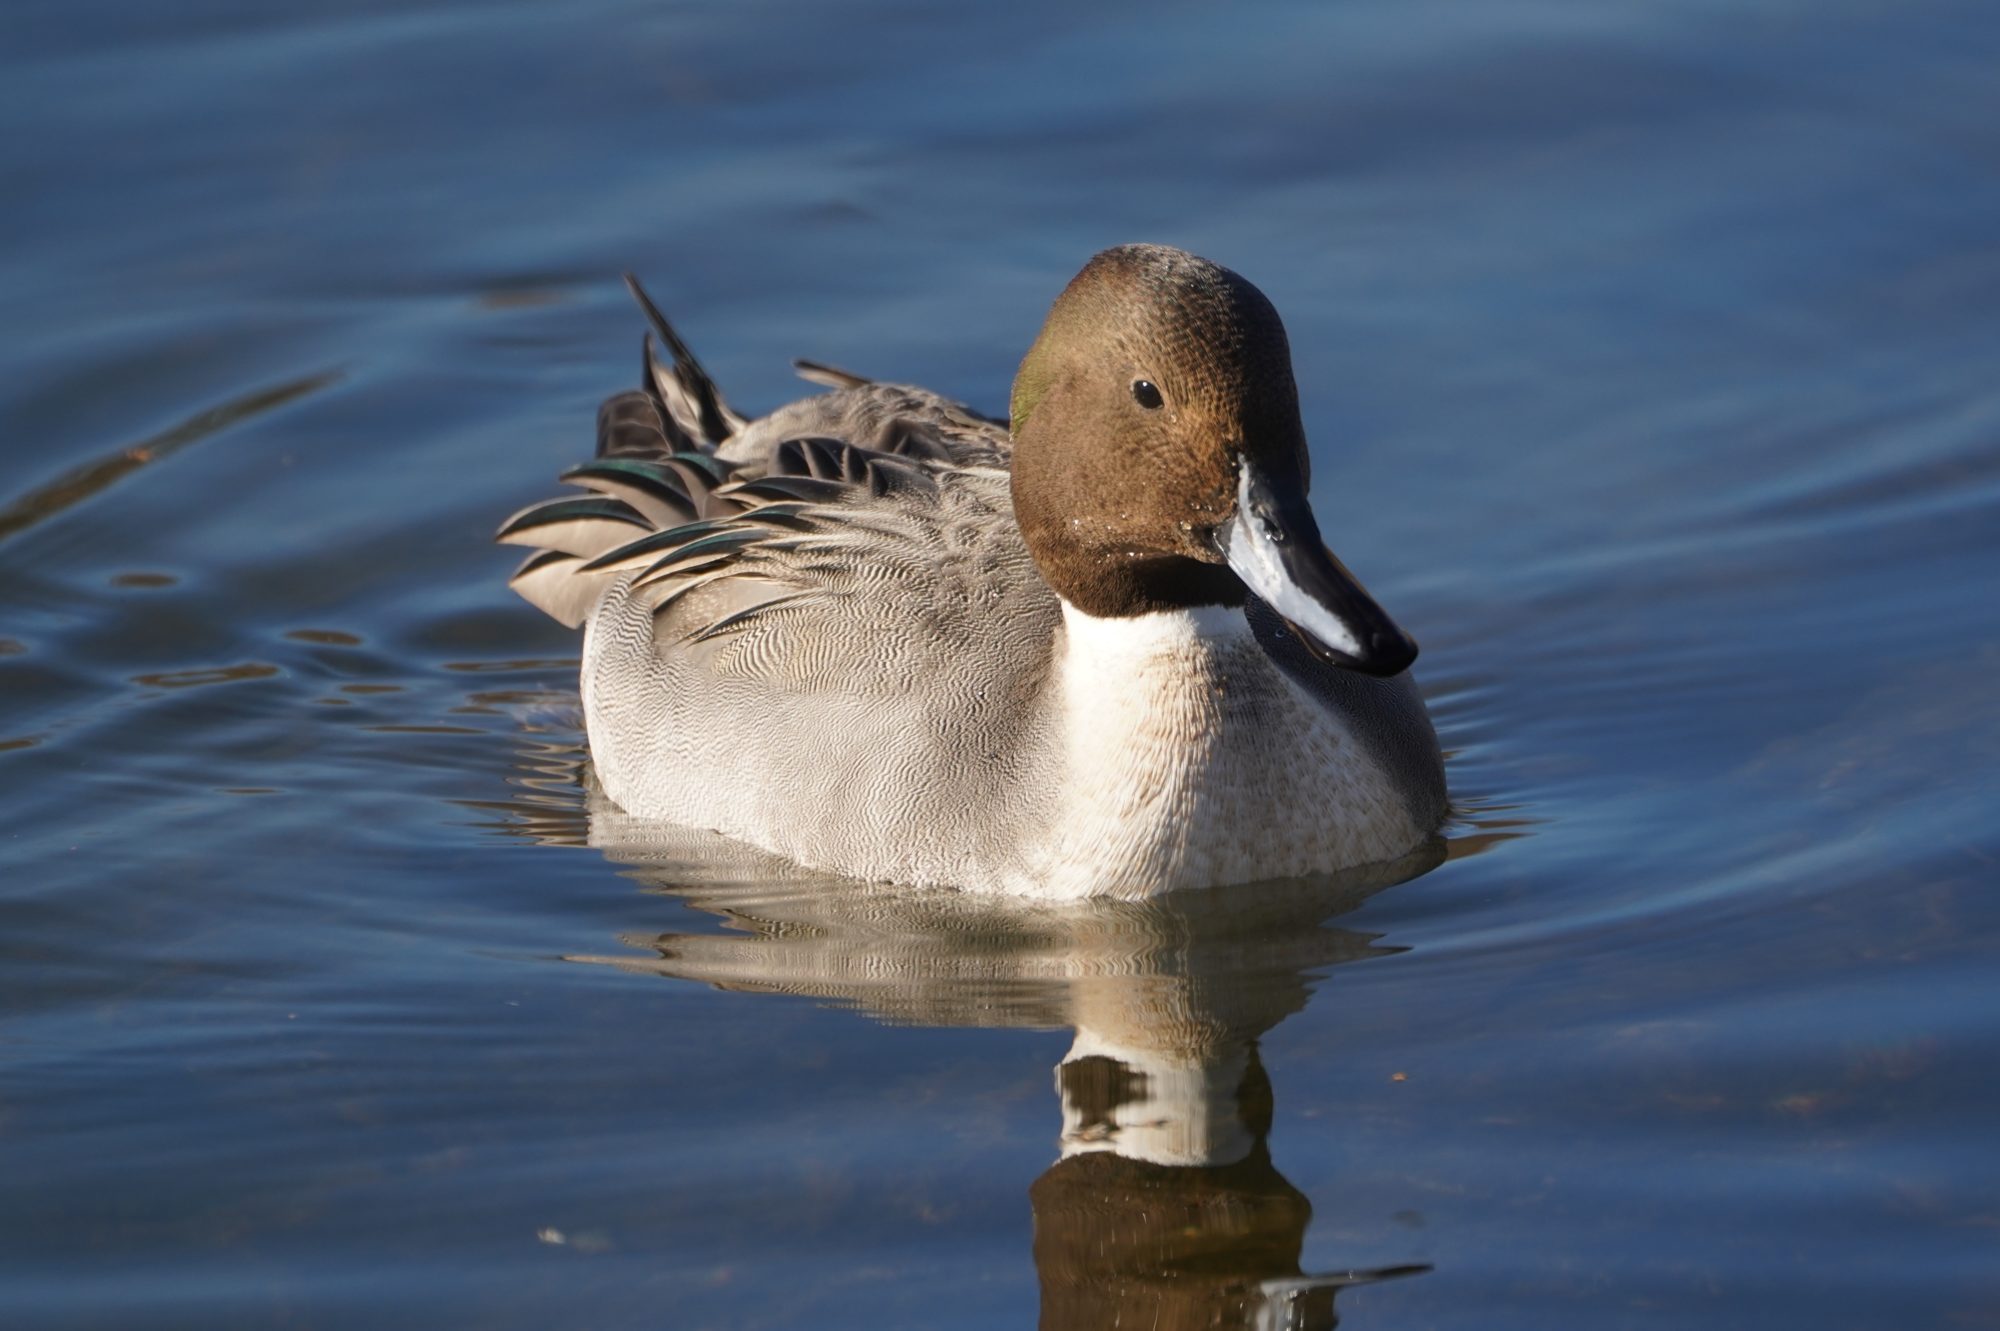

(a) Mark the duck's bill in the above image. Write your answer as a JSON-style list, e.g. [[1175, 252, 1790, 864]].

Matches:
[[1219, 463, 1419, 678]]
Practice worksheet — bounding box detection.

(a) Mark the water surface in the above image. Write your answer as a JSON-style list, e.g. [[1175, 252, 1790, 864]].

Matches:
[[4, 1, 1999, 1327]]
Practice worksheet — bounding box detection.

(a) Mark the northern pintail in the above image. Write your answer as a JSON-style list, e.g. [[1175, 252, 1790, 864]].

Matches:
[[499, 245, 1445, 898]]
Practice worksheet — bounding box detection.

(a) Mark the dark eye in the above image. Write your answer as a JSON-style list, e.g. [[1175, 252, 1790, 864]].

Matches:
[[1130, 379, 1164, 410]]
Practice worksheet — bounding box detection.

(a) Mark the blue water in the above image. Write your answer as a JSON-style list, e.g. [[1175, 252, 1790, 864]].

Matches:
[[4, 1, 1999, 1327]]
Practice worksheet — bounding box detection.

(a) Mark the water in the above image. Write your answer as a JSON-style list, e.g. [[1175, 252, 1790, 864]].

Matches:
[[5, 1, 1999, 1326]]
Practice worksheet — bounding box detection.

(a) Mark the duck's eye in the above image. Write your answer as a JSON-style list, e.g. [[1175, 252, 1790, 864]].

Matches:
[[1130, 379, 1164, 410]]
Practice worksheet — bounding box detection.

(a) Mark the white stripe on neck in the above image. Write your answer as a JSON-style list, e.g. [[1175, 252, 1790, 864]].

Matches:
[[1057, 598, 1247, 654]]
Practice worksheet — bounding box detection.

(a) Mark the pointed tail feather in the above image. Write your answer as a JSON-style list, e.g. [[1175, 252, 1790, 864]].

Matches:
[[623, 274, 745, 449]]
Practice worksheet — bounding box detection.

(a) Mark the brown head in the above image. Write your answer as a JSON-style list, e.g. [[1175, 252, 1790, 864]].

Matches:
[[1009, 244, 1417, 676]]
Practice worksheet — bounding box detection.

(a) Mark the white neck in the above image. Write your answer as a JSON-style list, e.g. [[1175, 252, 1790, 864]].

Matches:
[[1056, 598, 1247, 657], [1013, 602, 1254, 898]]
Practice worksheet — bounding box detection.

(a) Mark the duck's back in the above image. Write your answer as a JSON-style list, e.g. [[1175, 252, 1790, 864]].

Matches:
[[499, 320, 1070, 884]]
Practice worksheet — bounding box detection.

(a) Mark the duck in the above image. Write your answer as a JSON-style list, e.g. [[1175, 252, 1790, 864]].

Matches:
[[498, 244, 1445, 899]]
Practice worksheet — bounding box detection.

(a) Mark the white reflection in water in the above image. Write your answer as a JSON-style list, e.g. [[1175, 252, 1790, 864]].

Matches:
[[578, 795, 1440, 1329]]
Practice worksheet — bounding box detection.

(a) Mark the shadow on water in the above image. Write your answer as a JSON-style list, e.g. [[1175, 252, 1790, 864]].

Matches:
[[514, 787, 1450, 1329]]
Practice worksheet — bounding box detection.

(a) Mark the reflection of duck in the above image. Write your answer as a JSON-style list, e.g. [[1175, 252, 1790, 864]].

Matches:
[[1040, 1047, 1424, 1331], [580, 808, 1440, 1328], [499, 245, 1444, 898]]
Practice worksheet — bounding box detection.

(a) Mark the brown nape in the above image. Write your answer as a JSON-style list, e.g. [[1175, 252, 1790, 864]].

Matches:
[[1009, 244, 1312, 618]]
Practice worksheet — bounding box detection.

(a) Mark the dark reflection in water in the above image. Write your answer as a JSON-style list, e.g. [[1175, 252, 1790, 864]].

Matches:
[[0, 372, 339, 545], [1037, 1053, 1425, 1331], [130, 662, 281, 689], [582, 804, 1443, 1328]]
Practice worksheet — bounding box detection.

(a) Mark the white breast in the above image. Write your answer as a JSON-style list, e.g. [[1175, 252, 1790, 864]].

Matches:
[[1005, 602, 1422, 899]]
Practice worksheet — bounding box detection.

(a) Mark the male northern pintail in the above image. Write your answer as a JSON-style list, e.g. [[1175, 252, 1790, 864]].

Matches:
[[499, 245, 1445, 898]]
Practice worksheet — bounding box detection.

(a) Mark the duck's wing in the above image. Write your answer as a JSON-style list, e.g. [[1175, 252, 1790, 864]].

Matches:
[[498, 276, 1013, 628], [497, 439, 747, 627], [499, 401, 1023, 633], [566, 436, 1054, 694]]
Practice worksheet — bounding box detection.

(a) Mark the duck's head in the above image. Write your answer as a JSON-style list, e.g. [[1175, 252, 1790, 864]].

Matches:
[[1009, 244, 1418, 678]]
